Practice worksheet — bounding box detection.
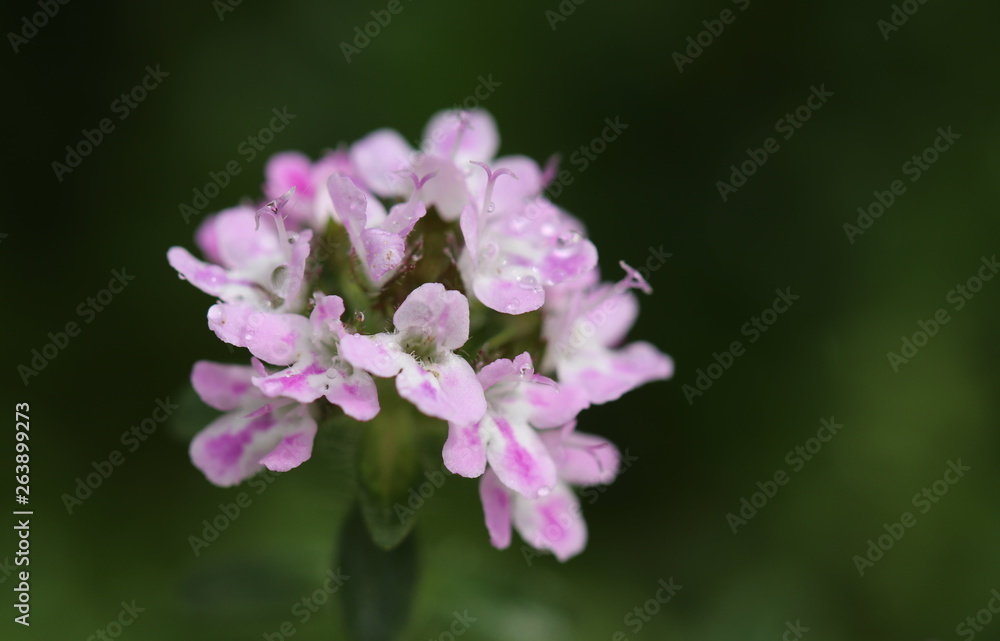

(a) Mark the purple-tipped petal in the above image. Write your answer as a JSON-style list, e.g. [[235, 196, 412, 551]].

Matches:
[[259, 415, 317, 472], [190, 407, 315, 487], [479, 468, 512, 550], [543, 427, 621, 486], [324, 369, 380, 421], [560, 341, 674, 405], [443, 422, 487, 478], [512, 482, 587, 562], [482, 414, 557, 500], [191, 361, 260, 411]]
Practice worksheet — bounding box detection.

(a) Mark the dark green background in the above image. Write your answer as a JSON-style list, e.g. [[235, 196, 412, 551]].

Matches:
[[4, 0, 999, 639]]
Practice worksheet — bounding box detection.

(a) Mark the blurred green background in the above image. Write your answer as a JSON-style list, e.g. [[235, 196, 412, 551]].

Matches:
[[3, 0, 999, 639]]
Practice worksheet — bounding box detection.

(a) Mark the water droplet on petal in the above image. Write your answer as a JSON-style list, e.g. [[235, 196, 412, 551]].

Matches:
[[486, 201, 495, 213], [478, 242, 499, 261], [518, 274, 541, 291], [537, 486, 551, 497], [557, 230, 582, 247], [177, 274, 187, 280]]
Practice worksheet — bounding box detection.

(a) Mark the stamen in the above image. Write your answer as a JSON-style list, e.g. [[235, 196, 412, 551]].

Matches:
[[615, 260, 653, 295], [540, 153, 561, 189], [255, 187, 296, 258], [470, 161, 518, 216]]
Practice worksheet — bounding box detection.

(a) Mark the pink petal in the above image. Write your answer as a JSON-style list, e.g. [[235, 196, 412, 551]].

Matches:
[[189, 407, 316, 487], [473, 272, 546, 315], [207, 303, 311, 366], [338, 333, 403, 378], [191, 361, 260, 411], [479, 468, 512, 549], [395, 352, 486, 426], [195, 206, 280, 269], [167, 247, 257, 301], [259, 417, 318, 473], [421, 109, 499, 167], [393, 283, 471, 351], [324, 369, 380, 421], [481, 413, 557, 500], [560, 342, 674, 405], [543, 427, 620, 486], [264, 152, 315, 201], [442, 422, 486, 478], [361, 228, 406, 280], [512, 482, 587, 562], [349, 128, 414, 197]]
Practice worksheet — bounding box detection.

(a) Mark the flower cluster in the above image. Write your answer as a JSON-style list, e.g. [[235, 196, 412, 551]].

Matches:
[[168, 109, 673, 560]]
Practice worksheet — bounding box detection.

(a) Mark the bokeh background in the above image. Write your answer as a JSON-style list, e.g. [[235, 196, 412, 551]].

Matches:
[[3, 0, 999, 639]]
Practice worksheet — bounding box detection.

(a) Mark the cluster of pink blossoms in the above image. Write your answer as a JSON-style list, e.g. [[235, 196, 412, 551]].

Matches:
[[168, 109, 672, 560]]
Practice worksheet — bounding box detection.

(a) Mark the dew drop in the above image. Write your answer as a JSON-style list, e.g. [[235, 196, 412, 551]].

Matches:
[[177, 274, 187, 280], [557, 230, 582, 247], [486, 201, 495, 213], [478, 242, 499, 261], [537, 487, 551, 498], [518, 274, 540, 291]]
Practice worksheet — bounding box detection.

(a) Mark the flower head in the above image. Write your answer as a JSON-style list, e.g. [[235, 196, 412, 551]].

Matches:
[[167, 108, 672, 560]]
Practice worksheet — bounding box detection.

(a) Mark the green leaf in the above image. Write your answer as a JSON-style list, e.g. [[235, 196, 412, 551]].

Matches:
[[338, 504, 419, 641], [356, 380, 422, 550]]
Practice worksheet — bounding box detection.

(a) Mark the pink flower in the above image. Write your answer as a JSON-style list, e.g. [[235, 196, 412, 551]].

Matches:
[[167, 191, 313, 313], [339, 283, 487, 426], [542, 262, 674, 405], [442, 352, 587, 499], [188, 360, 318, 486], [479, 422, 621, 561]]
